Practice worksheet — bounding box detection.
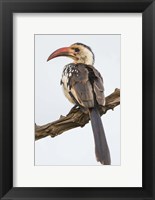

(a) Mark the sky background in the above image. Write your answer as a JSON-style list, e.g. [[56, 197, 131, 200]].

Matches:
[[35, 34, 120, 166]]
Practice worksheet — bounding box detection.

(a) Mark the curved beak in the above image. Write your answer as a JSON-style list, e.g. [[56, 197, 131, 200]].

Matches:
[[47, 47, 75, 62]]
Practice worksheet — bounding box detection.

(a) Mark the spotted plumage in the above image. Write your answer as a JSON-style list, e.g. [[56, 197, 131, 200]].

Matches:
[[61, 63, 105, 108]]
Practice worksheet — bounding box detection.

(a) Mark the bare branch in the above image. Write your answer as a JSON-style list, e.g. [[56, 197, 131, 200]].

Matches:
[[35, 88, 120, 141]]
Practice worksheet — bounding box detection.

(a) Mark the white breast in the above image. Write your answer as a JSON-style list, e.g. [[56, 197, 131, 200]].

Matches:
[[61, 70, 75, 104]]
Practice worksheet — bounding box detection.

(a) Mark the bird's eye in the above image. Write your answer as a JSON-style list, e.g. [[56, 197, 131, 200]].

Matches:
[[74, 48, 80, 52]]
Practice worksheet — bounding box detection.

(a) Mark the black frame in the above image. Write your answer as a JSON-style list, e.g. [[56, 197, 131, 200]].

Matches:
[[0, 0, 155, 199]]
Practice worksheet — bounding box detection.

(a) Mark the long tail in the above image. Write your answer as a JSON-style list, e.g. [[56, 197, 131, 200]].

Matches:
[[89, 107, 111, 165]]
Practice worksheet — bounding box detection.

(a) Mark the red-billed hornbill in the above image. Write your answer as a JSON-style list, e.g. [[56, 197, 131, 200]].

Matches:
[[47, 43, 111, 165]]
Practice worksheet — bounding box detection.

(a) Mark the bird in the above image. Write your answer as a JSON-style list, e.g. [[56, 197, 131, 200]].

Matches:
[[47, 43, 111, 165]]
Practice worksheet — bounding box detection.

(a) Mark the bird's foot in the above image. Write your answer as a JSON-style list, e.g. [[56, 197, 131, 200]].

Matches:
[[68, 105, 80, 114]]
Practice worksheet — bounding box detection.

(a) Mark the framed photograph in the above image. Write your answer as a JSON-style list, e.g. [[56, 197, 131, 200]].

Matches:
[[0, 0, 154, 199], [35, 34, 121, 167]]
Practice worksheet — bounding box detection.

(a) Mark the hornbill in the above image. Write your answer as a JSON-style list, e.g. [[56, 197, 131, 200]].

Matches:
[[47, 43, 111, 165]]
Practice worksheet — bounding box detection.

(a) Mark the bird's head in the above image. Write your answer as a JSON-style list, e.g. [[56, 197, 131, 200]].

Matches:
[[47, 43, 95, 65]]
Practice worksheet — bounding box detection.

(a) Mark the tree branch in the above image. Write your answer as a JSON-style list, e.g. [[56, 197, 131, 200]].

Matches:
[[35, 88, 120, 141]]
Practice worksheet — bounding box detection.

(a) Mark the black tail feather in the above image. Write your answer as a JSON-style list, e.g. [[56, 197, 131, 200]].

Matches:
[[89, 107, 111, 165]]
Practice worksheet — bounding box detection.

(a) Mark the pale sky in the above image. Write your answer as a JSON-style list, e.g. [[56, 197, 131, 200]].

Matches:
[[35, 34, 120, 166]]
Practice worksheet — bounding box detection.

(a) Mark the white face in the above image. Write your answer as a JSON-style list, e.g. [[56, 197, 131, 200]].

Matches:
[[70, 44, 94, 65]]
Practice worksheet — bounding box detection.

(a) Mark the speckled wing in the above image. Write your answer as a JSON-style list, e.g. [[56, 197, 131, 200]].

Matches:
[[69, 64, 94, 108], [69, 64, 105, 108]]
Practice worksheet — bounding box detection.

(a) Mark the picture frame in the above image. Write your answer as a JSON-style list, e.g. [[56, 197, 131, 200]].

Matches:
[[0, 0, 154, 199]]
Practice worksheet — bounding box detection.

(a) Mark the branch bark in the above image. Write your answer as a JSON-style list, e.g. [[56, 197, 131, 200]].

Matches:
[[35, 88, 120, 141]]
